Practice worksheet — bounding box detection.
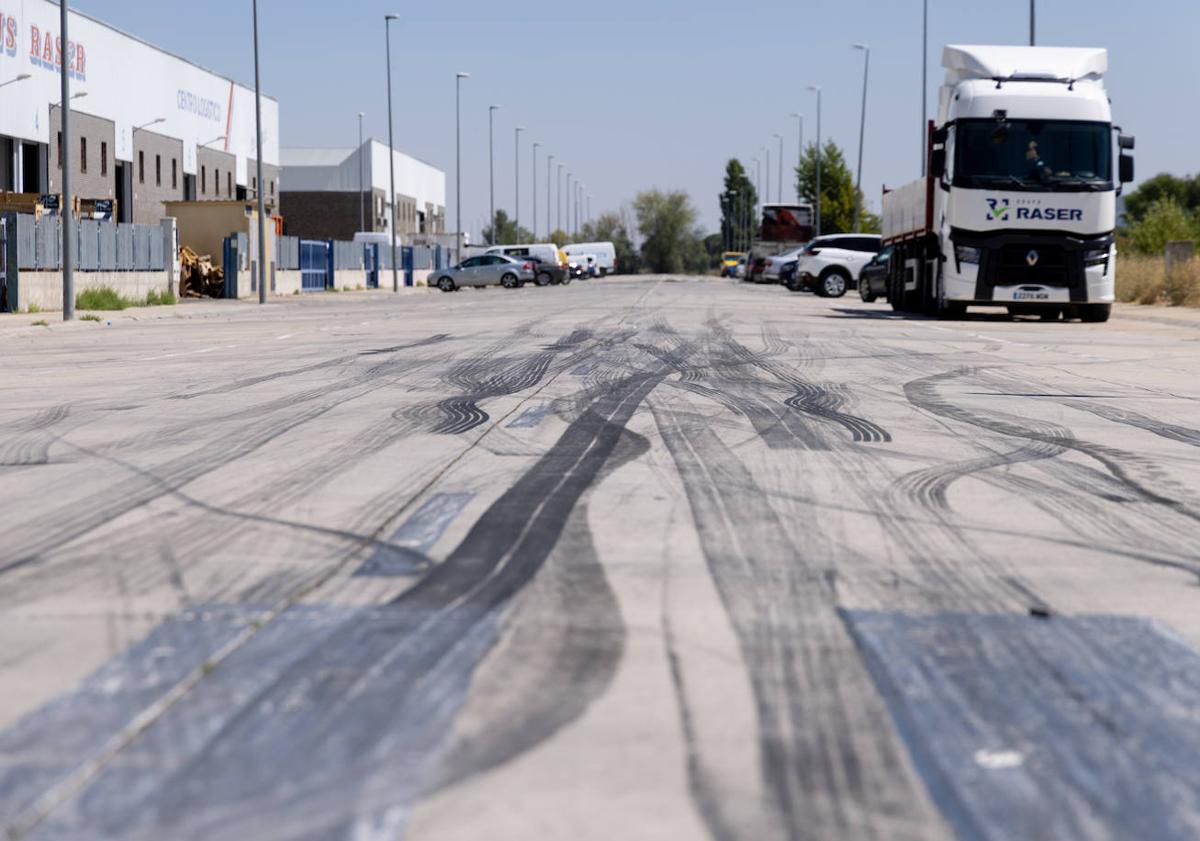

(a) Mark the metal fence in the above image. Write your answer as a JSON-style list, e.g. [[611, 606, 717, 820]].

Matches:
[[333, 240, 362, 271], [375, 244, 438, 271], [277, 235, 300, 271], [14, 214, 165, 272]]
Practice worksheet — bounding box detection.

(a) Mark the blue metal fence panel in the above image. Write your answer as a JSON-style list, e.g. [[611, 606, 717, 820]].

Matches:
[[77, 219, 100, 270], [34, 216, 59, 269], [300, 240, 331, 291], [116, 224, 133, 270], [278, 235, 299, 270], [98, 222, 117, 270], [16, 214, 36, 269]]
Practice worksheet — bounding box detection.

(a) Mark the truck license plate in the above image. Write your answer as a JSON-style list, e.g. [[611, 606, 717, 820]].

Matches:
[[1013, 290, 1050, 301]]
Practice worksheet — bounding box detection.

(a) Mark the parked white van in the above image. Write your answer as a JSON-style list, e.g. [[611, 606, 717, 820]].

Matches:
[[562, 242, 617, 275], [483, 243, 562, 268]]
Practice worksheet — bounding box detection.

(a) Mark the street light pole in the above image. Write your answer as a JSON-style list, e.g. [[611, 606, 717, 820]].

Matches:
[[357, 111, 365, 233], [384, 14, 399, 290], [514, 126, 525, 243], [456, 72, 469, 262], [1030, 0, 1036, 45], [252, 0, 267, 305], [566, 172, 572, 235], [532, 141, 540, 241], [853, 44, 870, 233], [921, 0, 928, 176], [789, 113, 803, 202], [59, 1, 73, 320], [546, 154, 554, 240], [773, 133, 783, 203], [557, 164, 563, 234], [488, 105, 499, 244], [808, 85, 822, 237], [763, 145, 770, 209]]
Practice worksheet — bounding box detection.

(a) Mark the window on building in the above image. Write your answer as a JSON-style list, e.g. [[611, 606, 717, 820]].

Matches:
[[80, 137, 87, 174], [253, 176, 258, 194], [215, 170, 220, 197], [270, 180, 275, 197], [227, 172, 232, 197], [201, 166, 206, 195], [57, 132, 62, 168], [138, 151, 145, 184], [172, 158, 177, 190], [101, 142, 108, 177], [155, 154, 161, 187]]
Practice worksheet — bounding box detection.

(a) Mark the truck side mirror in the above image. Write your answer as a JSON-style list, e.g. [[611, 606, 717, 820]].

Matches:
[[1118, 134, 1136, 151], [1119, 154, 1135, 184], [930, 148, 946, 180]]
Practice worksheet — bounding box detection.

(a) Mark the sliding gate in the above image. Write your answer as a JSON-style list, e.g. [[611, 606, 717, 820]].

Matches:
[[300, 239, 333, 291]]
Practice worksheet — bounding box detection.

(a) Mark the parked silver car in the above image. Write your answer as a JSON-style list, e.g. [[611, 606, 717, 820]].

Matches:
[[432, 255, 535, 292]]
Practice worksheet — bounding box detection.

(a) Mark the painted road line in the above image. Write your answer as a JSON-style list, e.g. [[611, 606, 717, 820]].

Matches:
[[843, 611, 1200, 841]]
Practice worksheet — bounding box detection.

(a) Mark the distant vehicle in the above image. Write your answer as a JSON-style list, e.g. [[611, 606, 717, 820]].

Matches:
[[790, 234, 882, 297], [748, 204, 815, 269], [525, 254, 569, 286], [483, 244, 567, 285], [858, 246, 892, 303], [763, 247, 805, 283], [745, 255, 768, 283], [733, 255, 748, 279], [562, 242, 617, 275], [778, 258, 800, 287], [880, 45, 1132, 321], [432, 254, 535, 292], [721, 251, 745, 277]]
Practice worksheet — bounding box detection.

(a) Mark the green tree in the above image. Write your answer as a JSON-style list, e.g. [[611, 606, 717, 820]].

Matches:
[[547, 228, 570, 246], [633, 190, 703, 274], [794, 140, 880, 235], [482, 209, 533, 245], [719, 159, 757, 252], [1126, 197, 1199, 255], [1125, 173, 1200, 223], [577, 212, 640, 273]]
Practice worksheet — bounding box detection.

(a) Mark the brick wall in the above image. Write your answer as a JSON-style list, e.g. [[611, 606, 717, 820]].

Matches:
[[131, 129, 184, 225], [197, 147, 237, 202], [47, 106, 116, 205]]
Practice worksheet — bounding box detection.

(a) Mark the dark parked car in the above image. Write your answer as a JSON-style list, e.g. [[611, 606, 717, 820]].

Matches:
[[858, 246, 893, 303], [779, 259, 800, 288], [526, 255, 569, 286]]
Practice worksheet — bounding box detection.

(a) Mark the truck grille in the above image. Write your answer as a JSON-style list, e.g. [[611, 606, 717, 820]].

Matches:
[[993, 243, 1075, 287]]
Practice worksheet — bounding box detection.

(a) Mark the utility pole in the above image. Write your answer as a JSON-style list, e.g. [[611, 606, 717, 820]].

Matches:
[[514, 126, 525, 243], [489, 105, 499, 244], [566, 172, 572, 235], [790, 113, 803, 202], [853, 44, 870, 232], [384, 14, 399, 289], [774, 133, 783, 203], [532, 141, 540, 241], [456, 72, 469, 262], [557, 163, 563, 234], [546, 154, 554, 240], [763, 145, 770, 208], [59, 0, 74, 320], [1030, 0, 1036, 45], [808, 85, 822, 237], [921, 0, 928, 176], [252, 0, 267, 305], [357, 112, 365, 233]]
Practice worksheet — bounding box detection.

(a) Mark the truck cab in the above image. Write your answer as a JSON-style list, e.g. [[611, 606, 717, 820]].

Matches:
[[883, 46, 1134, 322]]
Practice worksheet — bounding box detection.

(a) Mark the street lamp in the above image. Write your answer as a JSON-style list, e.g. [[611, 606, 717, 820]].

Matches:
[[773, 132, 783, 203], [557, 163, 563, 234], [532, 141, 540, 241], [0, 73, 32, 90], [134, 116, 164, 131], [456, 72, 469, 260], [789, 113, 803, 202], [546, 153, 554, 240], [384, 13, 400, 291], [252, 0, 267, 305], [488, 105, 500, 244], [762, 145, 770, 208], [357, 112, 365, 233], [565, 171, 572, 235], [808, 84, 822, 237], [921, 0, 928, 176], [200, 135, 227, 148], [852, 44, 870, 232], [59, 0, 74, 321], [1030, 0, 1036, 45], [514, 126, 525, 243]]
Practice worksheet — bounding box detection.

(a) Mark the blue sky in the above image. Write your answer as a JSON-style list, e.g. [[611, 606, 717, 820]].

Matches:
[[74, 0, 1198, 236]]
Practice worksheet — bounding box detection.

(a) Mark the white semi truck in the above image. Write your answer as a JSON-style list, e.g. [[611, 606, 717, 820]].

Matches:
[[881, 45, 1135, 322]]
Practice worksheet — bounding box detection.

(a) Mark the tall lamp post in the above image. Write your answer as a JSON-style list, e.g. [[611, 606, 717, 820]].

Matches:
[[763, 145, 770, 208], [546, 153, 554, 239], [456, 72, 469, 263], [532, 141, 540, 241], [58, 2, 74, 320], [921, 0, 928, 176], [789, 113, 803, 202], [488, 105, 500, 244], [808, 84, 822, 237], [1030, 0, 1036, 45], [384, 14, 399, 291], [514, 126, 525, 243], [252, 0, 267, 305], [565, 171, 572, 235], [852, 44, 870, 232], [357, 111, 365, 233], [773, 132, 783, 203], [557, 164, 564, 234]]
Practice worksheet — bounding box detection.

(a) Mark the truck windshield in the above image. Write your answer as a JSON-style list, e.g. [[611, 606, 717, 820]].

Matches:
[[955, 119, 1112, 191]]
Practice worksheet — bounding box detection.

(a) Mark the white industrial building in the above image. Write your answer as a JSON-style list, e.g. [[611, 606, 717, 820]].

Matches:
[[0, 0, 280, 223], [279, 141, 446, 242]]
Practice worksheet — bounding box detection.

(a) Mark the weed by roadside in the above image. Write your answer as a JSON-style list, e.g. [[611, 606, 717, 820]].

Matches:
[[76, 287, 131, 311], [145, 288, 177, 306], [27, 302, 41, 314], [1116, 255, 1200, 307], [80, 314, 102, 322], [31, 320, 48, 327]]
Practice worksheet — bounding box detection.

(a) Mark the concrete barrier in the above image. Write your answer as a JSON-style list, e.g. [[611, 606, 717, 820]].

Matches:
[[15, 271, 174, 313]]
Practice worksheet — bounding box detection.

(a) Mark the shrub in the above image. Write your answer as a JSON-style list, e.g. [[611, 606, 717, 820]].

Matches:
[[1165, 259, 1200, 307], [145, 288, 177, 306], [1126, 197, 1199, 255], [76, 287, 130, 311], [27, 302, 41, 314]]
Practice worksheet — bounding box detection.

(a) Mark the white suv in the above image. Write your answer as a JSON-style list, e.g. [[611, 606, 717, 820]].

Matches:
[[790, 234, 882, 298]]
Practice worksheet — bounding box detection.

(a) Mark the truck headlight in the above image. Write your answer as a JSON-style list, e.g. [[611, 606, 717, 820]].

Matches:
[[1084, 245, 1110, 267], [954, 245, 981, 265]]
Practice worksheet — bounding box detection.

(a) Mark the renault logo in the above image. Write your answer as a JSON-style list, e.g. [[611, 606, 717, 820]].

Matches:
[[1026, 250, 1040, 267]]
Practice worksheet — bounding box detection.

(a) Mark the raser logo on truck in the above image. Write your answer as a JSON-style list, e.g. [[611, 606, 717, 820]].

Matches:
[[986, 197, 1082, 224]]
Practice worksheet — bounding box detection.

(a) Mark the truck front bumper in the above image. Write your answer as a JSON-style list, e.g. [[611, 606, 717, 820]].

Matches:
[[944, 229, 1115, 305]]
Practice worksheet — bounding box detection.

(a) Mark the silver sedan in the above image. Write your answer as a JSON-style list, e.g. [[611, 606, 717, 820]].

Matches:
[[432, 255, 535, 292]]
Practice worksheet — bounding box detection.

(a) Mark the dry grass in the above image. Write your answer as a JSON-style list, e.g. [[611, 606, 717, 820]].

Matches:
[[1116, 255, 1200, 307]]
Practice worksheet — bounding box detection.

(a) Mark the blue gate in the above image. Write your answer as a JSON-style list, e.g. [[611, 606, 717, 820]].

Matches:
[[365, 243, 379, 289], [402, 246, 414, 288], [300, 239, 332, 291], [222, 236, 238, 298]]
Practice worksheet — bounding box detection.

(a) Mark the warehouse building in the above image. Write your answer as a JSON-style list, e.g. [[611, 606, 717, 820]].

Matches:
[[0, 0, 280, 224], [280, 142, 445, 242]]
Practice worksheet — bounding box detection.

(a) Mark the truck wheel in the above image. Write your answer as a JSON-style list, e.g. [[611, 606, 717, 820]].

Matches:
[[1078, 303, 1112, 323], [816, 269, 849, 298]]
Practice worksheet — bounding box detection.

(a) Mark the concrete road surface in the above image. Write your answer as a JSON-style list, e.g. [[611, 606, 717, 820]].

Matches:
[[3, 277, 1200, 841]]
